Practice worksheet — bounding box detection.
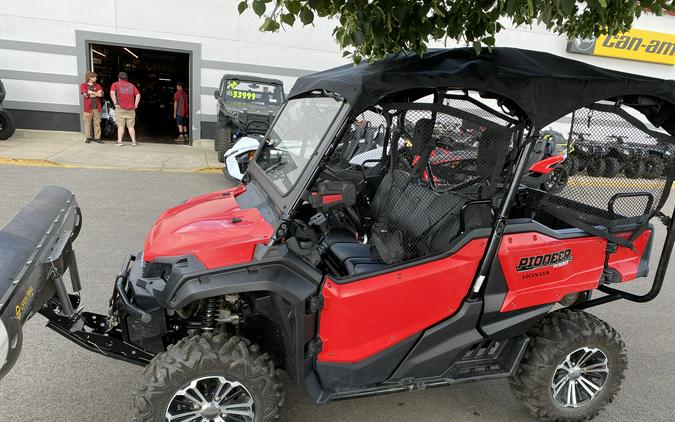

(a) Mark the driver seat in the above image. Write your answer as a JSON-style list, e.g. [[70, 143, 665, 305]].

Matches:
[[323, 118, 476, 276]]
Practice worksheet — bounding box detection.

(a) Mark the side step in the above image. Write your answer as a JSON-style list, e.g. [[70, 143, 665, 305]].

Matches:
[[446, 335, 529, 381], [329, 335, 529, 402]]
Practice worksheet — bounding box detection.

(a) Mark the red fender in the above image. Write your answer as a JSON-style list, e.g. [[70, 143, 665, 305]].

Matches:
[[529, 155, 566, 174]]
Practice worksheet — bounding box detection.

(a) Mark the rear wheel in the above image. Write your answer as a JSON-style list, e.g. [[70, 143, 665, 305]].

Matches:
[[0, 109, 16, 140], [510, 310, 627, 422], [132, 335, 284, 422], [602, 157, 621, 178], [585, 158, 606, 177], [623, 160, 644, 179]]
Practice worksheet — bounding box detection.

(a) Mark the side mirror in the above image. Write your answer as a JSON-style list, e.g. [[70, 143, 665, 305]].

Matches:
[[214, 90, 219, 100], [309, 181, 357, 209]]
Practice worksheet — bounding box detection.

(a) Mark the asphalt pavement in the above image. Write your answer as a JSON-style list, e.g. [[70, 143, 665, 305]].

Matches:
[[0, 165, 674, 421]]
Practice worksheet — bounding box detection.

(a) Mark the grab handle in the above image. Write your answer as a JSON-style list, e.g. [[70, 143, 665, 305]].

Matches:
[[608, 192, 654, 218]]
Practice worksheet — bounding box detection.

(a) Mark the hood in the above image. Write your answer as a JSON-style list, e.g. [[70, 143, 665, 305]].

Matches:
[[143, 185, 274, 269]]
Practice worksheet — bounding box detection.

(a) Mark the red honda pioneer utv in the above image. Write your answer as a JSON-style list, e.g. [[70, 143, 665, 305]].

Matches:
[[1, 48, 675, 422]]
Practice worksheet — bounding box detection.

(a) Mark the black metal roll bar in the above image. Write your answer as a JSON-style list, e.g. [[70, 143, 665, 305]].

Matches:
[[469, 126, 536, 298]]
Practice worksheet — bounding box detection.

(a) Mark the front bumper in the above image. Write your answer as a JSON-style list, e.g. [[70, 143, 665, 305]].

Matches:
[[110, 254, 168, 354]]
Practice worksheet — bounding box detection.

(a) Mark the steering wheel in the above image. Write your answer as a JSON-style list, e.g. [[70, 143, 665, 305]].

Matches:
[[339, 205, 367, 243]]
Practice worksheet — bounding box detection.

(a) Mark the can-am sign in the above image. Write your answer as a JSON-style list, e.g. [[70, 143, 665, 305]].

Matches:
[[567, 29, 675, 65]]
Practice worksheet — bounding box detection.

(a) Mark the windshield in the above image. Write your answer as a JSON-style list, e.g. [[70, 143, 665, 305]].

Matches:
[[224, 79, 283, 107], [256, 96, 343, 194]]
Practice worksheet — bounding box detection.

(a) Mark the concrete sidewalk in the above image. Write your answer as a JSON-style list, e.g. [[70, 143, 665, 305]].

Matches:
[[0, 129, 221, 172]]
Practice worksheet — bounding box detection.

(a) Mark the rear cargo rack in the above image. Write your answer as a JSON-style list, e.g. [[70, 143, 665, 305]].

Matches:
[[574, 207, 675, 310]]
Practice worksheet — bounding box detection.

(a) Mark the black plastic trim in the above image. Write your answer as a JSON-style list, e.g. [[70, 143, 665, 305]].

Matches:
[[481, 304, 552, 339], [637, 224, 655, 278], [390, 300, 483, 380], [157, 251, 322, 385], [315, 333, 419, 392]]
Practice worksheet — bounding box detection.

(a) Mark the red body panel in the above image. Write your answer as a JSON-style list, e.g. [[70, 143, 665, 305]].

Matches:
[[607, 229, 651, 282], [499, 230, 653, 311], [317, 239, 487, 363], [143, 185, 273, 269], [528, 155, 565, 174], [499, 233, 607, 312]]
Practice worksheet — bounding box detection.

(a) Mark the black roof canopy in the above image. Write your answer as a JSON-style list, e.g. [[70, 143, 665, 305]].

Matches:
[[221, 74, 284, 87], [289, 48, 675, 134]]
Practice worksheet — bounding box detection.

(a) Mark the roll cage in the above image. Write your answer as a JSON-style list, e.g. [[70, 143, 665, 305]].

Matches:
[[250, 48, 675, 310]]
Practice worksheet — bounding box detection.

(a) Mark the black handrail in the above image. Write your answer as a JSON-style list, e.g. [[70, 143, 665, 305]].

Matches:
[[607, 192, 654, 218], [574, 207, 675, 309]]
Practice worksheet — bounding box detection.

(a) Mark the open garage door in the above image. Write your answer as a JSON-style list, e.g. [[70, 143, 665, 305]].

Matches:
[[88, 43, 190, 144]]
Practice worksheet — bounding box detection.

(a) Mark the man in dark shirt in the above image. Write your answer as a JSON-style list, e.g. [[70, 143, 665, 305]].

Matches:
[[80, 71, 104, 143], [173, 82, 189, 142]]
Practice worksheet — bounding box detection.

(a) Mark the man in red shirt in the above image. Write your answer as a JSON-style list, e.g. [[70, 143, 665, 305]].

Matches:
[[80, 71, 104, 143], [173, 82, 189, 142], [110, 72, 141, 146]]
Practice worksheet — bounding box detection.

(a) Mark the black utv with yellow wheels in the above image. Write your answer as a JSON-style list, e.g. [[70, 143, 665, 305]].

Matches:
[[213, 75, 285, 163]]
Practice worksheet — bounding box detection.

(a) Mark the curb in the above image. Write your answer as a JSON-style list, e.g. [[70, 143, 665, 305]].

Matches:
[[0, 157, 223, 174]]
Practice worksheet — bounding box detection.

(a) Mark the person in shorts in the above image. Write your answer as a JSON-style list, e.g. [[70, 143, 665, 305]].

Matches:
[[110, 72, 141, 146], [173, 82, 189, 142], [80, 71, 104, 144]]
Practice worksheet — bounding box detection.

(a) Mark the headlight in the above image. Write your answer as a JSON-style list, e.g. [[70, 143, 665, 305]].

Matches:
[[226, 109, 241, 119]]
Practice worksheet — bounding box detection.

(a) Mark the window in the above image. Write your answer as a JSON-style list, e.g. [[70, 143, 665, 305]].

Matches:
[[256, 96, 343, 194]]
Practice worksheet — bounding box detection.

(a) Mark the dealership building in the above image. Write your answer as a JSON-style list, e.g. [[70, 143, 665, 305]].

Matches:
[[0, 1, 673, 142]]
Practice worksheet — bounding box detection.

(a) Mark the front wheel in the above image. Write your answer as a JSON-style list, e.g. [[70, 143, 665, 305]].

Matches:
[[510, 310, 627, 422], [216, 125, 233, 163], [132, 335, 284, 422]]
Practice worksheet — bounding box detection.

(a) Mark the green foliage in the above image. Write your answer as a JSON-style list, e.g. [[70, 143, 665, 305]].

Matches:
[[239, 0, 674, 63]]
